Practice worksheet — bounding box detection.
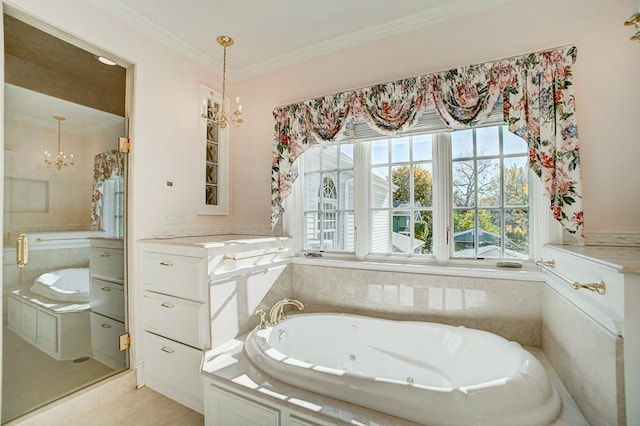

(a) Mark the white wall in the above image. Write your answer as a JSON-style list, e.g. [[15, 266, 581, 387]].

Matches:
[[232, 0, 640, 237]]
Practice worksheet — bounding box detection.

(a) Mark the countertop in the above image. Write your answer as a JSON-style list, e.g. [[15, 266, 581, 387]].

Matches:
[[546, 244, 640, 274], [139, 234, 290, 250]]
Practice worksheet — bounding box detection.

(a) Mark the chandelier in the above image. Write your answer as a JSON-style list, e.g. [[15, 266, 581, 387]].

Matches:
[[201, 35, 244, 129], [44, 115, 74, 170], [625, 12, 640, 41]]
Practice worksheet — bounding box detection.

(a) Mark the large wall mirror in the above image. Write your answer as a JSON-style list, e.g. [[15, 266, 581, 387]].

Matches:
[[2, 11, 130, 423]]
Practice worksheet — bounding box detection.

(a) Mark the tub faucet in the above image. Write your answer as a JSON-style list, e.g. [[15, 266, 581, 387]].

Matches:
[[268, 298, 304, 325]]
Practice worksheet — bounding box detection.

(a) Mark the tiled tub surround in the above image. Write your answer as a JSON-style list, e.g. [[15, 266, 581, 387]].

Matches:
[[540, 244, 640, 426], [292, 263, 543, 347], [543, 286, 623, 426]]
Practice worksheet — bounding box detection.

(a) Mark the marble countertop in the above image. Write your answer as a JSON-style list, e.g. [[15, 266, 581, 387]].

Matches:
[[139, 234, 288, 249], [201, 335, 587, 426], [547, 244, 640, 274]]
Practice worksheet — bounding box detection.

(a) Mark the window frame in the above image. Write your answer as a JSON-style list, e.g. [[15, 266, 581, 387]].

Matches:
[[285, 125, 560, 267]]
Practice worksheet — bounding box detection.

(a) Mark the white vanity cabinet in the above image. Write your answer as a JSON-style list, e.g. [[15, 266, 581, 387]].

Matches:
[[140, 235, 292, 415], [89, 238, 125, 370]]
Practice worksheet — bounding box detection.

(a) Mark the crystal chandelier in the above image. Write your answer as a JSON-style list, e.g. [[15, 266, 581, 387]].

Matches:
[[44, 115, 74, 170], [625, 10, 640, 41], [201, 35, 244, 129]]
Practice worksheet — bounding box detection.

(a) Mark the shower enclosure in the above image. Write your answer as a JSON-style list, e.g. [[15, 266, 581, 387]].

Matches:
[[2, 11, 130, 423]]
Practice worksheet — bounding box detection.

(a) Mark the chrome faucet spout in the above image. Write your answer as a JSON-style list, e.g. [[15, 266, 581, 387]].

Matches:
[[268, 298, 304, 325]]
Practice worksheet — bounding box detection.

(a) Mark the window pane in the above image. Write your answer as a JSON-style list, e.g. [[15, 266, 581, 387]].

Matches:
[[505, 208, 529, 258], [477, 159, 500, 207], [503, 126, 527, 155], [476, 126, 499, 156], [304, 172, 321, 210], [392, 165, 410, 205], [340, 211, 355, 251], [304, 211, 320, 250], [322, 145, 338, 169], [371, 210, 390, 253], [453, 209, 475, 257], [371, 166, 390, 208], [371, 139, 388, 164], [302, 144, 354, 253], [303, 148, 321, 172], [452, 160, 475, 207], [504, 156, 528, 207], [339, 171, 354, 210], [477, 209, 502, 258], [392, 211, 411, 254], [413, 134, 433, 161], [338, 144, 354, 167], [413, 163, 433, 207], [391, 137, 410, 163], [416, 210, 432, 254], [452, 129, 473, 159]]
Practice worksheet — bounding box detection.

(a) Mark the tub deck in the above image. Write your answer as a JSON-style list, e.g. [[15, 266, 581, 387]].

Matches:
[[201, 335, 588, 426]]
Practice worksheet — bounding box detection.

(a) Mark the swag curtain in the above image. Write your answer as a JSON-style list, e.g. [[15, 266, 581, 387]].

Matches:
[[272, 45, 584, 240]]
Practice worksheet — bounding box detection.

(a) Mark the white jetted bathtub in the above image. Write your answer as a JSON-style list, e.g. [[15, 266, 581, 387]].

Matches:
[[244, 313, 561, 426], [30, 268, 90, 303]]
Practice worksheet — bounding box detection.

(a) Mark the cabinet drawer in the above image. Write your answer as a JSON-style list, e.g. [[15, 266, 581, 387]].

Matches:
[[142, 252, 206, 302], [143, 331, 203, 408], [143, 292, 206, 349], [90, 312, 126, 369], [91, 279, 124, 321], [90, 247, 124, 283]]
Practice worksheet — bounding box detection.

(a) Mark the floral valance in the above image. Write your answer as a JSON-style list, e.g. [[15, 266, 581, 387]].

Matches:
[[272, 45, 584, 240]]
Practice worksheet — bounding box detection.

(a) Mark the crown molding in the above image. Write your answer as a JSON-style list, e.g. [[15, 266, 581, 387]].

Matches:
[[91, 0, 222, 71], [92, 0, 510, 81]]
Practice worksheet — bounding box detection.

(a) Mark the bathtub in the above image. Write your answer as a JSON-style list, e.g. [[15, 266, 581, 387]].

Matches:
[[244, 313, 561, 426], [30, 268, 90, 303]]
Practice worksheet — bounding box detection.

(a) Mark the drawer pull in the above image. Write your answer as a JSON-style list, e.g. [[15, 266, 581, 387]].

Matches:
[[100, 253, 111, 257], [160, 302, 175, 308], [159, 261, 174, 267], [161, 346, 175, 354], [101, 323, 112, 329], [101, 287, 112, 292]]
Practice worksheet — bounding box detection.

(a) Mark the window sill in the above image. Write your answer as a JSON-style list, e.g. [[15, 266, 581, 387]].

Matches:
[[292, 256, 544, 282]]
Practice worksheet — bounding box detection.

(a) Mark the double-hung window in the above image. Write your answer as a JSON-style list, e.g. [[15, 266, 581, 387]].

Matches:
[[293, 115, 534, 263]]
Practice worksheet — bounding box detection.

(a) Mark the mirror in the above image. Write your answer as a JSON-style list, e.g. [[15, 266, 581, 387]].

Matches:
[[2, 12, 128, 423]]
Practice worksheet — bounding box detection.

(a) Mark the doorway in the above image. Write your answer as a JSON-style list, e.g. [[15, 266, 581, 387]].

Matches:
[[2, 12, 130, 423]]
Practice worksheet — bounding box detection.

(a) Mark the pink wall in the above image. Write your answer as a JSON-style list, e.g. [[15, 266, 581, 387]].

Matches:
[[232, 0, 640, 236]]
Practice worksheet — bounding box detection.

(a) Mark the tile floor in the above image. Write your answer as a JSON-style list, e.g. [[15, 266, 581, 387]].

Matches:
[[61, 387, 204, 426], [2, 325, 114, 423]]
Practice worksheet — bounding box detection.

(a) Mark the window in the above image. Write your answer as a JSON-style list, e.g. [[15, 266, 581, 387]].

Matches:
[[370, 135, 434, 255], [303, 145, 354, 251], [296, 123, 532, 262], [451, 127, 529, 259]]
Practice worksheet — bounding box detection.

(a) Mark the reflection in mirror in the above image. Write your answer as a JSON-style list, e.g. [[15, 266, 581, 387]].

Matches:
[[2, 13, 128, 423]]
